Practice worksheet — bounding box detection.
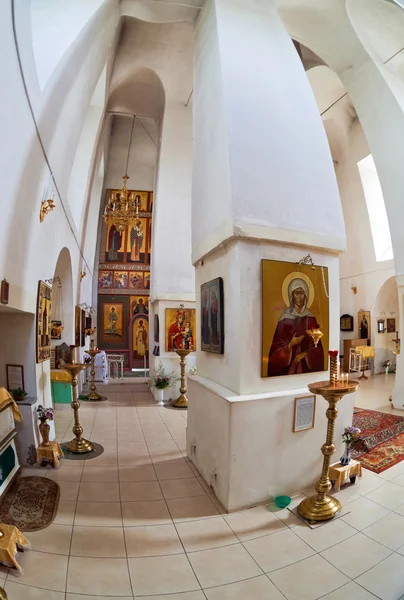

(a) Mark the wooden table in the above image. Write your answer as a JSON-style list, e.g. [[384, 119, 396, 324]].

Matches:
[[37, 441, 63, 468], [328, 459, 362, 491]]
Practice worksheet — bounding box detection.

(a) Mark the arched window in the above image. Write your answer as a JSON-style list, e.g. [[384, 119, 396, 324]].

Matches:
[[357, 155, 393, 262]]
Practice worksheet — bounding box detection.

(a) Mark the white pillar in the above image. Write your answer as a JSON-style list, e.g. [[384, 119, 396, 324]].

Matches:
[[392, 278, 404, 409], [187, 0, 354, 511], [149, 102, 196, 398]]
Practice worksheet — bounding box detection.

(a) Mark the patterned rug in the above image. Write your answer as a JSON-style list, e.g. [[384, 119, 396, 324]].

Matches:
[[0, 476, 60, 531], [351, 408, 404, 473], [353, 432, 404, 474]]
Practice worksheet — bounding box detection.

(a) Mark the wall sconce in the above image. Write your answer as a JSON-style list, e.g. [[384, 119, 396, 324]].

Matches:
[[39, 198, 55, 222], [377, 319, 385, 333], [351, 282, 358, 294], [80, 271, 86, 282]]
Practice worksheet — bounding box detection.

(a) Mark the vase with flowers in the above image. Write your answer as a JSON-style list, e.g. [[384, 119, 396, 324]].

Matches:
[[340, 425, 361, 466], [37, 405, 54, 447], [151, 363, 179, 406]]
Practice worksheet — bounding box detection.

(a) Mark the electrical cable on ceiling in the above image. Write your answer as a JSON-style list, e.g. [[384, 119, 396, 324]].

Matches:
[[125, 115, 136, 176], [11, 0, 92, 277]]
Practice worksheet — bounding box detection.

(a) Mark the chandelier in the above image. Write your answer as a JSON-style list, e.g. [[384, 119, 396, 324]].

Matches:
[[103, 115, 140, 233]]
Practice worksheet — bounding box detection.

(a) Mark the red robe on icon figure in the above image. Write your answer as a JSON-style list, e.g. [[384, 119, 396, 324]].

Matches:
[[267, 278, 324, 377]]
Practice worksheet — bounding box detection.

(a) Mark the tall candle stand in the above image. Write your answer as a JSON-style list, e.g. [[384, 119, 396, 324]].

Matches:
[[85, 328, 102, 401], [172, 348, 192, 408], [297, 339, 359, 524], [61, 345, 94, 453]]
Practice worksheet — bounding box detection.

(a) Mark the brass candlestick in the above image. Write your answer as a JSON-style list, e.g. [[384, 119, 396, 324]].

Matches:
[[297, 347, 359, 523], [85, 335, 102, 401], [172, 349, 192, 408], [61, 345, 94, 453]]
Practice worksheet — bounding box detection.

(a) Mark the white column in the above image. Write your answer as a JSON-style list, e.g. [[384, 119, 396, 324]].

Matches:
[[187, 0, 353, 511], [392, 277, 404, 409], [149, 102, 196, 399]]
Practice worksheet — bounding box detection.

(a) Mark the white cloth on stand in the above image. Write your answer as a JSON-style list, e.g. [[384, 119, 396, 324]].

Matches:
[[83, 351, 108, 381]]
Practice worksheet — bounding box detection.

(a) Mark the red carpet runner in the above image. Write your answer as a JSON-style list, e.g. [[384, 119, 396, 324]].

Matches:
[[351, 408, 404, 473]]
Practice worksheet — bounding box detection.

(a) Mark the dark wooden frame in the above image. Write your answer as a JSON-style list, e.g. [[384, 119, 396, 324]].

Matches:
[[1, 280, 9, 305], [201, 277, 224, 354], [387, 318, 396, 334], [340, 314, 354, 332], [81, 309, 86, 347], [75, 306, 81, 346]]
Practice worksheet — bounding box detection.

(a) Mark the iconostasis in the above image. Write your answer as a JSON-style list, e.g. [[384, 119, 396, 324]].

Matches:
[[97, 190, 152, 370]]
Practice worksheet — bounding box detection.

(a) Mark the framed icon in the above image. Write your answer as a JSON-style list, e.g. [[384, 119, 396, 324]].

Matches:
[[340, 314, 354, 332]]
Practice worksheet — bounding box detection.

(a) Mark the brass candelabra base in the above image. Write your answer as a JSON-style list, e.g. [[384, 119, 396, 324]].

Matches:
[[61, 359, 94, 454], [297, 380, 359, 524], [172, 349, 192, 408]]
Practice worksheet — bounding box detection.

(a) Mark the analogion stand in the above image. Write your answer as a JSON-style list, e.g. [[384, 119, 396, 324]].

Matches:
[[61, 345, 94, 454], [297, 342, 359, 524]]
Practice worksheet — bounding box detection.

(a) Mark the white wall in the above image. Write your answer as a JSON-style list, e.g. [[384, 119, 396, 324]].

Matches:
[[192, 0, 346, 264], [105, 115, 158, 191], [336, 120, 395, 361], [0, 1, 119, 408], [0, 311, 37, 398]]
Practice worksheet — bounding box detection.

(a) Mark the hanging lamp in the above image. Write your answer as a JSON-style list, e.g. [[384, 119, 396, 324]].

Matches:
[[103, 115, 140, 232]]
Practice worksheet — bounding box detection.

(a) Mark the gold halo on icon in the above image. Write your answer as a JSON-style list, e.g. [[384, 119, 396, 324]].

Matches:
[[282, 271, 315, 308]]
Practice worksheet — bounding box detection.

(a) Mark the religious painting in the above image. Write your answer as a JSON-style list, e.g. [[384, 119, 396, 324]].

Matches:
[[387, 318, 396, 333], [127, 218, 147, 264], [75, 306, 81, 346], [149, 192, 154, 213], [55, 343, 72, 370], [98, 270, 113, 289], [51, 320, 63, 340], [261, 260, 329, 378], [165, 307, 197, 352], [105, 222, 125, 263], [36, 281, 52, 363], [102, 303, 124, 341], [132, 191, 148, 212], [143, 271, 150, 290], [201, 277, 224, 354], [1, 279, 9, 305], [130, 295, 149, 317], [133, 315, 149, 361], [129, 271, 144, 290], [358, 310, 371, 340], [81, 309, 86, 347], [340, 314, 354, 332], [113, 271, 129, 289]]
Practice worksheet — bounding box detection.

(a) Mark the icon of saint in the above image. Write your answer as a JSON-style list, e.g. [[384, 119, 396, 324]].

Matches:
[[136, 320, 147, 356], [168, 310, 186, 350], [130, 220, 143, 262], [267, 275, 324, 376]]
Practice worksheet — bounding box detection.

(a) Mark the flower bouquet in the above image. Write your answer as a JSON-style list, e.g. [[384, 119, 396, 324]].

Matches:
[[37, 405, 54, 447], [340, 425, 361, 465], [151, 363, 179, 390], [151, 363, 180, 406], [36, 405, 55, 421]]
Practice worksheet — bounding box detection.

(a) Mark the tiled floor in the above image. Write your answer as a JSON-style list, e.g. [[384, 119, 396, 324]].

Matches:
[[3, 379, 404, 599]]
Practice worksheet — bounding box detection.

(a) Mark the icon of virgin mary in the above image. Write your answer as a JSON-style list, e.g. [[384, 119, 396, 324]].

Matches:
[[267, 274, 324, 377]]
